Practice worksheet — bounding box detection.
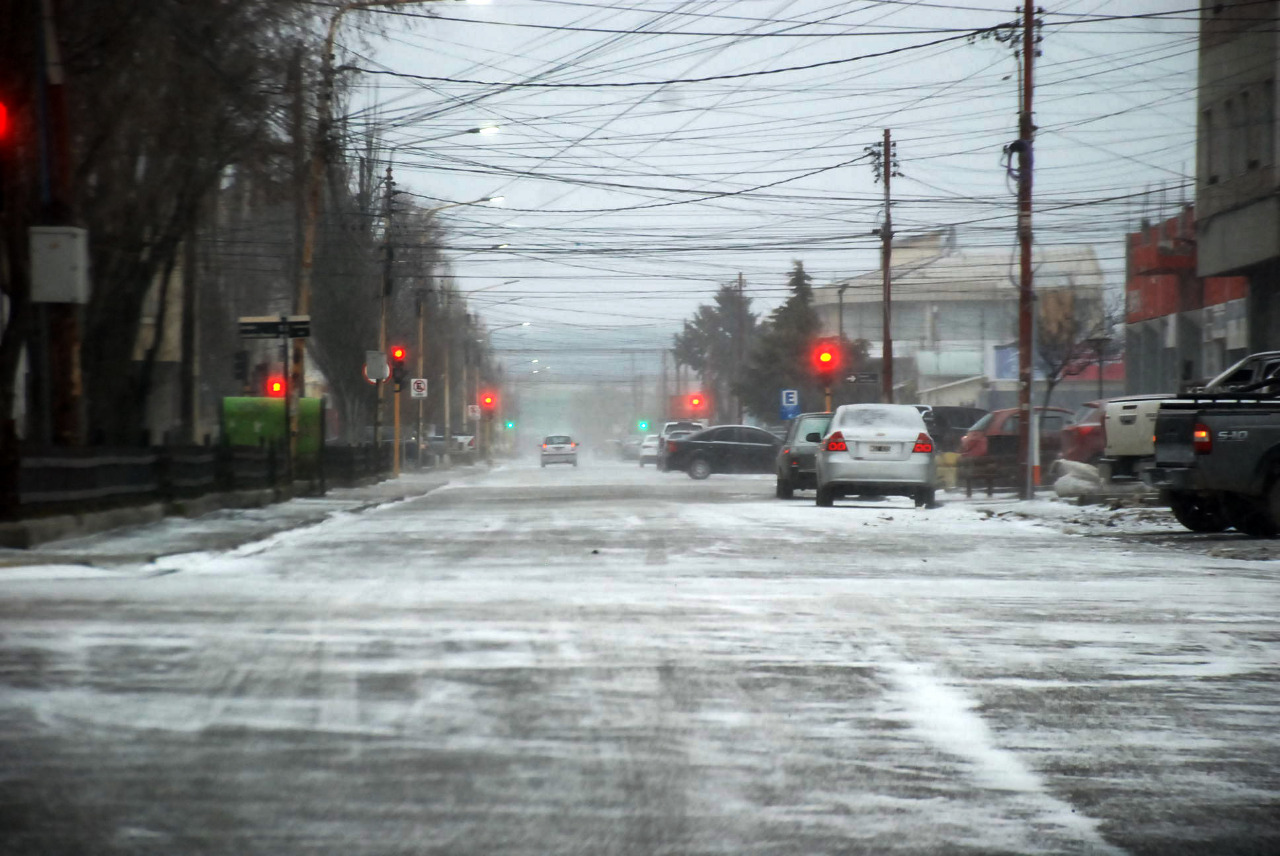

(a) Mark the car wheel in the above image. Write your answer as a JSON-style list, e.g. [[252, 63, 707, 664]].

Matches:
[[1167, 491, 1229, 533], [572, 459, 578, 467], [688, 458, 712, 480], [775, 476, 794, 499], [815, 484, 834, 507], [915, 487, 935, 508], [1222, 492, 1278, 537], [540, 461, 546, 468], [639, 459, 645, 467]]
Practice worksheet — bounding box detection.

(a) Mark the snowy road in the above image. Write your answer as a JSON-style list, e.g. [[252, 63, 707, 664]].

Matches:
[[1, 459, 1278, 854]]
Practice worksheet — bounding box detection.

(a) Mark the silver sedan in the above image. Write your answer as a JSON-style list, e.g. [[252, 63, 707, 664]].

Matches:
[[815, 403, 937, 507]]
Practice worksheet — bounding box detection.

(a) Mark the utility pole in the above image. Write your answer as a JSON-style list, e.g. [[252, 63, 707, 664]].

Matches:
[[416, 288, 427, 468], [372, 165, 394, 464], [879, 129, 894, 404], [1015, 0, 1038, 500], [441, 292, 451, 467], [736, 272, 745, 423]]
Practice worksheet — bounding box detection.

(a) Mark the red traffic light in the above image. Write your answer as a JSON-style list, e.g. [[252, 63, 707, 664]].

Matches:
[[390, 345, 407, 362], [0, 101, 10, 141], [689, 394, 703, 408], [266, 375, 286, 397], [479, 390, 498, 410], [810, 339, 843, 379]]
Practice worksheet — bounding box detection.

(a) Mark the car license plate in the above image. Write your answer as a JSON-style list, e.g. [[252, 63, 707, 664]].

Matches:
[[871, 444, 891, 453]]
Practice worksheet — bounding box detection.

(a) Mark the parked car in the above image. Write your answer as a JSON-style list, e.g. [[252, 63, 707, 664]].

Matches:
[[619, 435, 643, 460], [638, 434, 660, 466], [664, 425, 781, 480], [1060, 400, 1106, 464], [1146, 392, 1280, 536], [1102, 352, 1280, 483], [814, 404, 938, 508], [914, 405, 988, 454], [774, 412, 832, 498], [540, 435, 578, 467], [957, 406, 1072, 489]]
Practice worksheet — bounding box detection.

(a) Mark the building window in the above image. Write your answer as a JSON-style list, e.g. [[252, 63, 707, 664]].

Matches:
[[1242, 90, 1255, 170]]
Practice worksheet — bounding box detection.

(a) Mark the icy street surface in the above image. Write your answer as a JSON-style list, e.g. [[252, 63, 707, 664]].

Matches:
[[1, 460, 1278, 855]]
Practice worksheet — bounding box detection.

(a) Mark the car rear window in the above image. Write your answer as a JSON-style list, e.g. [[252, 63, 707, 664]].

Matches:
[[545, 435, 572, 444], [837, 406, 925, 431], [796, 415, 831, 438]]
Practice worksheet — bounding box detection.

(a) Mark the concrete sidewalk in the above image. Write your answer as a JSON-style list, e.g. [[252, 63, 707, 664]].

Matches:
[[0, 470, 453, 570]]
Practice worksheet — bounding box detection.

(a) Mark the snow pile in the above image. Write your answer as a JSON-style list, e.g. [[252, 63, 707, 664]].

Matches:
[[1052, 460, 1102, 499]]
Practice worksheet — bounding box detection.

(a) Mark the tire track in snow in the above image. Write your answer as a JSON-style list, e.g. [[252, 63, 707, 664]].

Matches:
[[870, 643, 1129, 855]]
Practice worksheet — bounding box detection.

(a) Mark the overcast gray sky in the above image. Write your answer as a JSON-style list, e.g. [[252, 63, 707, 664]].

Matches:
[[339, 0, 1198, 382]]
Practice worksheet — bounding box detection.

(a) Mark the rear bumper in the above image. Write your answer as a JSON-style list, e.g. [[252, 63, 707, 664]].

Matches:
[[819, 456, 935, 492], [1144, 465, 1195, 491], [541, 453, 577, 464]]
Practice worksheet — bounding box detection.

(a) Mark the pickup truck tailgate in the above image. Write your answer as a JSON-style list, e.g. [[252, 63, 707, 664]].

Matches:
[[1153, 407, 1197, 467]]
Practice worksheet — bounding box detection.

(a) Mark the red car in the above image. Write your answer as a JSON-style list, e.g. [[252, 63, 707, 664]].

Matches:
[[1059, 400, 1106, 464], [958, 406, 1072, 488]]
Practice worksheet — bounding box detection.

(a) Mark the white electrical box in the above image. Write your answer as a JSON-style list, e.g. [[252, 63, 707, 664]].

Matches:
[[30, 226, 90, 304]]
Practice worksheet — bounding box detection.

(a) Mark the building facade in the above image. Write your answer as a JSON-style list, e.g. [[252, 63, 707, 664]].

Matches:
[[814, 230, 1111, 410], [1196, 0, 1280, 351], [1125, 205, 1250, 394]]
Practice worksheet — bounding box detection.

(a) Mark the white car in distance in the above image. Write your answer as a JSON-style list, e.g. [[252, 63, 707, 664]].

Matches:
[[638, 435, 660, 467], [815, 403, 937, 508], [540, 435, 578, 468]]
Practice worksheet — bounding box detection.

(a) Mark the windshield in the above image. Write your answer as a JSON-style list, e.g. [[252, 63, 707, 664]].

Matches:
[[1, 5, 1265, 853]]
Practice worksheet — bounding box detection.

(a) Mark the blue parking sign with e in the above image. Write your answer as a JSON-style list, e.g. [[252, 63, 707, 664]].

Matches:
[[780, 389, 800, 420]]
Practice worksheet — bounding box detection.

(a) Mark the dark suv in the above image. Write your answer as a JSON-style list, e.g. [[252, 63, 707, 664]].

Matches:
[[774, 412, 832, 498]]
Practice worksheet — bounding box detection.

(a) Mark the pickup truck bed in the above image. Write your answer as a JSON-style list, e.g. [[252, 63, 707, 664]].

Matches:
[[1145, 395, 1280, 536]]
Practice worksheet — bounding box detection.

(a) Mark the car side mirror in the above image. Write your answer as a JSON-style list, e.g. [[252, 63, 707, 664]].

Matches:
[[805, 432, 822, 443]]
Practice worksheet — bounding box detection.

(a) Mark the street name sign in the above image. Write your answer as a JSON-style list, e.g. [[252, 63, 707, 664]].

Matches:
[[850, 372, 879, 384], [238, 314, 312, 339]]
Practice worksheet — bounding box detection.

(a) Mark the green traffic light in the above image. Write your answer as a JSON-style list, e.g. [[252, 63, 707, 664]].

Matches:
[[637, 420, 649, 431], [504, 420, 516, 430]]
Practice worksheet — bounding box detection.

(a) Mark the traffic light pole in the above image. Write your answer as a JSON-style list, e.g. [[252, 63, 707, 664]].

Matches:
[[393, 386, 401, 476]]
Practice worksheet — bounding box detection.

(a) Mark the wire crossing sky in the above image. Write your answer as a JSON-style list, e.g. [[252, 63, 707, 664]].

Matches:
[[328, 0, 1201, 372]]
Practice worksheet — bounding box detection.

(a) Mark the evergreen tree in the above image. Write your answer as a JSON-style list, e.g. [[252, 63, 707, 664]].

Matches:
[[737, 262, 825, 418]]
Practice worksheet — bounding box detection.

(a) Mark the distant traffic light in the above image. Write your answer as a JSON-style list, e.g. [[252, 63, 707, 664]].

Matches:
[[265, 375, 285, 397], [688, 393, 706, 415], [810, 339, 843, 385], [0, 100, 9, 142], [504, 419, 516, 430], [479, 390, 498, 417], [390, 345, 408, 388], [637, 420, 649, 432]]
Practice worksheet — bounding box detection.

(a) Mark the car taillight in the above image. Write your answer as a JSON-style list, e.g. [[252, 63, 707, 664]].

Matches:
[[572, 442, 577, 448], [825, 431, 847, 452], [542, 443, 547, 449], [781, 447, 790, 456], [667, 440, 678, 453], [1193, 423, 1212, 454], [912, 433, 933, 454]]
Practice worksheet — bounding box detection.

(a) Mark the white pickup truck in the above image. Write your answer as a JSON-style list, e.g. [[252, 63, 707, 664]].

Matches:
[[1102, 350, 1280, 482]]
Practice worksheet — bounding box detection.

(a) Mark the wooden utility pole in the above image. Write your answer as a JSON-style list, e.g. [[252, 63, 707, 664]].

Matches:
[[880, 128, 894, 404], [372, 165, 393, 463], [736, 272, 746, 422], [1016, 0, 1037, 500], [416, 288, 427, 468]]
